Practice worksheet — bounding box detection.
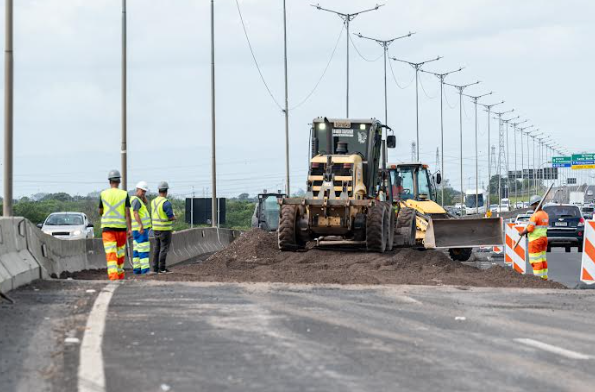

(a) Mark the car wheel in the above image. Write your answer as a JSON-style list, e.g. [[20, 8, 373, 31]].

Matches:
[[578, 243, 583, 253], [547, 245, 551, 253], [565, 247, 571, 253]]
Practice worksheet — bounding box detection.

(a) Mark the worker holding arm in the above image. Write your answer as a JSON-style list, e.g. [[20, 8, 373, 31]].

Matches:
[[130, 181, 151, 274], [99, 170, 132, 281], [151, 181, 176, 273], [520, 195, 549, 280]]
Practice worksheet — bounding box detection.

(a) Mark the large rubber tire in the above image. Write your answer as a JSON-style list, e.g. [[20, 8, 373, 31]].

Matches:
[[385, 203, 395, 251], [366, 204, 386, 253], [396, 207, 416, 247], [278, 205, 301, 251], [449, 248, 473, 262]]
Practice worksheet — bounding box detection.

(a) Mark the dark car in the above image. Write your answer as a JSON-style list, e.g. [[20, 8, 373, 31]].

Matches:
[[581, 206, 594, 220], [543, 204, 585, 253]]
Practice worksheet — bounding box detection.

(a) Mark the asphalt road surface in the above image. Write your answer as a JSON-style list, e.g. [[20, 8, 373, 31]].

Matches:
[[2, 279, 595, 392], [547, 248, 584, 288]]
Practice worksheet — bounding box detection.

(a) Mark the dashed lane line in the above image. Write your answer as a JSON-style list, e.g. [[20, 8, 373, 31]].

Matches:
[[515, 338, 592, 360], [78, 283, 119, 392]]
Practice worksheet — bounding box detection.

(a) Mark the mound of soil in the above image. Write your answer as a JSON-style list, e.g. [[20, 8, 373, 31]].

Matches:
[[134, 229, 563, 288]]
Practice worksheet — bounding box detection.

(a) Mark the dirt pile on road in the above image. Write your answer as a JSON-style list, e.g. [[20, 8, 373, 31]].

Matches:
[[143, 229, 563, 288]]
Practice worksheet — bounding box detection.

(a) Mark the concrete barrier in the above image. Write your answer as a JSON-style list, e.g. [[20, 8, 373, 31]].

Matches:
[[0, 218, 42, 293], [1, 218, 241, 293]]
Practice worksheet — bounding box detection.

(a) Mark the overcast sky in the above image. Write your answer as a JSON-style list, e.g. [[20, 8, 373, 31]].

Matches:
[[0, 0, 593, 198]]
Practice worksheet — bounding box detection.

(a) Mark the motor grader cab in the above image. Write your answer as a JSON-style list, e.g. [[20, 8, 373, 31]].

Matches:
[[278, 117, 415, 253], [252, 190, 286, 231], [388, 163, 503, 261]]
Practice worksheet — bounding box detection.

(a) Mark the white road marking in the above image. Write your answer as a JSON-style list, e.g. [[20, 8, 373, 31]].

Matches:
[[78, 283, 118, 392], [515, 338, 592, 360]]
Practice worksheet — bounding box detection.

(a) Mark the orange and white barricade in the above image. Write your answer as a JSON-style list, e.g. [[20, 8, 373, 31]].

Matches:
[[580, 220, 595, 284], [505, 223, 528, 274], [493, 246, 503, 254]]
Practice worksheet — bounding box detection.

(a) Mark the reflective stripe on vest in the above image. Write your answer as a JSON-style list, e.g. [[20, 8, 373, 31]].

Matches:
[[151, 196, 173, 231], [130, 196, 152, 231], [101, 188, 128, 229]]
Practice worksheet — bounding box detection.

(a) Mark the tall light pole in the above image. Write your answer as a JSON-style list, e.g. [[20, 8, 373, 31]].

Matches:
[[210, 0, 217, 227], [511, 119, 528, 203], [530, 131, 543, 195], [283, 0, 290, 195], [480, 100, 504, 209], [502, 115, 519, 202], [4, 0, 13, 216], [420, 67, 464, 206], [492, 108, 514, 210], [391, 55, 442, 161], [355, 32, 414, 165], [463, 91, 492, 214], [121, 0, 128, 191], [518, 125, 534, 203], [312, 3, 383, 117], [444, 81, 481, 212]]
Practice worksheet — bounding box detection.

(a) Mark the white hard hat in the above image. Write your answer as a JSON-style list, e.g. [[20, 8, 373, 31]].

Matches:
[[136, 181, 149, 191], [108, 169, 121, 181], [158, 181, 169, 191], [530, 195, 542, 206]]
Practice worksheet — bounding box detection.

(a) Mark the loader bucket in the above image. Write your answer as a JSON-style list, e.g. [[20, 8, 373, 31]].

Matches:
[[424, 218, 503, 249]]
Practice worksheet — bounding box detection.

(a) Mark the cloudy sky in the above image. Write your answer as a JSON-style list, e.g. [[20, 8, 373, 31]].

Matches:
[[0, 0, 593, 198]]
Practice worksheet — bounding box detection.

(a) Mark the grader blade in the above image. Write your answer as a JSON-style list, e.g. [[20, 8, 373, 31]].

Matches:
[[424, 217, 503, 249]]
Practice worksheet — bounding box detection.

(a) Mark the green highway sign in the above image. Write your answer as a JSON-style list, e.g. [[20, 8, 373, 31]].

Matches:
[[552, 156, 571, 168], [572, 153, 595, 169]]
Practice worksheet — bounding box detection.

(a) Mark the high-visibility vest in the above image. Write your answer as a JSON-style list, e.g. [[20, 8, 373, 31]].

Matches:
[[151, 196, 173, 231], [130, 196, 151, 231], [528, 210, 549, 242], [100, 188, 128, 229]]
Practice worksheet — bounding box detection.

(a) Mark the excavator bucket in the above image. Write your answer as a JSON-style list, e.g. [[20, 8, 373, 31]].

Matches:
[[424, 218, 503, 249]]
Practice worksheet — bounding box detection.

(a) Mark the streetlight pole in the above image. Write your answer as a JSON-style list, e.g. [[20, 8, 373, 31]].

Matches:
[[121, 0, 127, 191], [4, 0, 13, 216], [511, 119, 528, 204], [420, 67, 464, 206], [312, 3, 383, 117], [480, 100, 504, 210], [444, 81, 481, 213], [210, 0, 217, 227], [492, 108, 514, 211], [391, 55, 443, 161], [518, 125, 534, 203], [283, 0, 290, 196], [502, 115, 520, 202], [463, 91, 492, 214]]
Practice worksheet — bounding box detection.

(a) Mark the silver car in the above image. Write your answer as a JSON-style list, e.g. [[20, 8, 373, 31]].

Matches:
[[38, 212, 95, 240]]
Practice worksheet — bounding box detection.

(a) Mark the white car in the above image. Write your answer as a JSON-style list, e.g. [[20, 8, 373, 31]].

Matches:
[[38, 212, 95, 240], [514, 214, 531, 224]]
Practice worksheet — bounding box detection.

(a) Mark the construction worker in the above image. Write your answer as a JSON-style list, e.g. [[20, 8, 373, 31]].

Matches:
[[520, 195, 549, 280], [130, 181, 151, 274], [99, 170, 132, 280], [151, 181, 176, 273]]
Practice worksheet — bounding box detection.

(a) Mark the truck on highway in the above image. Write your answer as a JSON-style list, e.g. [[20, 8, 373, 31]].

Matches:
[[464, 189, 487, 215], [569, 191, 585, 205]]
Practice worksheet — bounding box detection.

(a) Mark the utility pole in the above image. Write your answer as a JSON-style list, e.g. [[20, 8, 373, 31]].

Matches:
[[210, 0, 217, 227], [3, 0, 13, 216], [421, 67, 464, 206], [444, 81, 481, 214], [518, 125, 534, 203], [463, 91, 492, 214], [391, 55, 442, 161], [121, 0, 127, 191], [283, 0, 290, 196], [355, 31, 414, 165], [479, 100, 504, 210], [511, 119, 528, 203], [411, 142, 416, 162], [502, 115, 520, 203], [312, 3, 383, 117], [492, 108, 514, 211]]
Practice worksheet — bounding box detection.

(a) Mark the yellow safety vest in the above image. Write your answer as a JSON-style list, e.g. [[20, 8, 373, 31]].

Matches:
[[130, 196, 151, 231], [151, 196, 173, 231], [100, 188, 128, 229]]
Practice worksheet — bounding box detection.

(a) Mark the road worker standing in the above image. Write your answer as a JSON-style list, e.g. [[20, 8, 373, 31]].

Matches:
[[130, 181, 151, 274], [151, 181, 176, 273], [99, 170, 132, 280], [520, 195, 549, 280]]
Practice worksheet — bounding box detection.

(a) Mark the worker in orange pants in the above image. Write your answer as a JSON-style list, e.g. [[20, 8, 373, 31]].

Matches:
[[521, 195, 549, 280], [99, 170, 132, 280]]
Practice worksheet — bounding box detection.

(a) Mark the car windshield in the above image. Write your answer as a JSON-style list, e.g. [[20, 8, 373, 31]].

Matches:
[[582, 207, 594, 213], [543, 206, 581, 219], [45, 214, 84, 226], [391, 167, 414, 201], [465, 194, 484, 208]]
